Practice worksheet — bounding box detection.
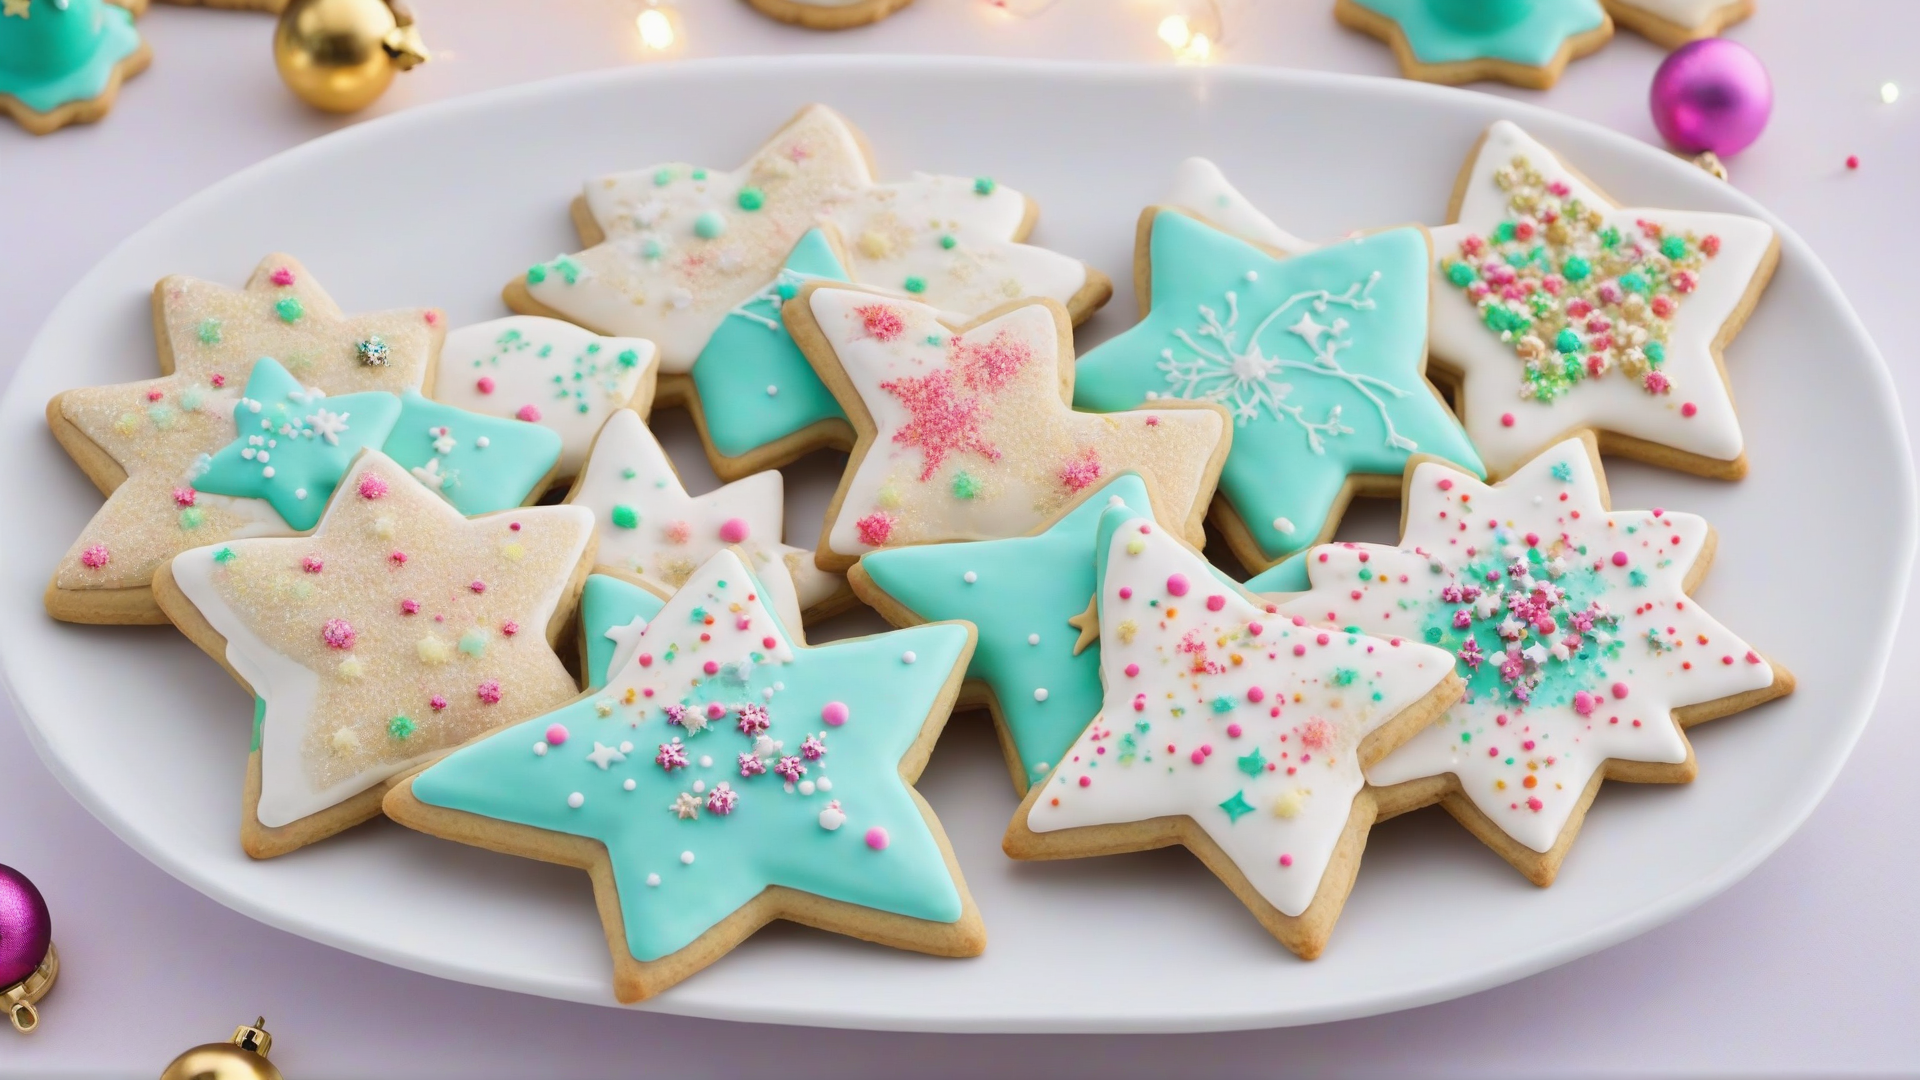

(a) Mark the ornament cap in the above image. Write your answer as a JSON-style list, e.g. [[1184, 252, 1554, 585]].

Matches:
[[3, 943, 58, 1035], [232, 1016, 274, 1058]]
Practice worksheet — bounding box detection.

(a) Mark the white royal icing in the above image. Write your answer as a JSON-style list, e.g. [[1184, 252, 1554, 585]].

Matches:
[[569, 408, 839, 630], [433, 316, 658, 476], [1027, 511, 1455, 917], [1276, 439, 1776, 852], [1164, 157, 1315, 254]]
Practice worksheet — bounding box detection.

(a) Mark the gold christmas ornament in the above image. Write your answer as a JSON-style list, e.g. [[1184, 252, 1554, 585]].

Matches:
[[272, 0, 428, 113], [157, 1017, 286, 1080]]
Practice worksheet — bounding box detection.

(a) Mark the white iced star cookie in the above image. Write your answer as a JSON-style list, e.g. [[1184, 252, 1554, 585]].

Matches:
[[432, 316, 658, 478], [1602, 0, 1753, 48], [1003, 504, 1461, 959], [503, 104, 1108, 387], [744, 0, 914, 29], [1271, 434, 1792, 884], [1430, 120, 1778, 481], [784, 283, 1233, 571], [152, 451, 597, 858], [563, 408, 853, 628], [1163, 157, 1315, 255]]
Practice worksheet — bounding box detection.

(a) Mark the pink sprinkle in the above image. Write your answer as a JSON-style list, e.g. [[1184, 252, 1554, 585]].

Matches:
[[1118, 587, 1133, 600], [1500, 413, 1516, 428], [1124, 663, 1140, 678], [1438, 478, 1454, 491], [1573, 691, 1596, 715], [1610, 552, 1629, 567], [430, 695, 447, 711], [1681, 402, 1698, 418], [1279, 854, 1293, 868], [80, 544, 110, 569], [545, 723, 569, 746], [475, 377, 496, 394], [1189, 749, 1206, 765], [865, 827, 891, 851], [1166, 573, 1190, 597], [172, 487, 197, 507], [515, 404, 542, 422], [762, 636, 777, 649], [1315, 632, 1330, 646], [703, 660, 719, 675], [1526, 797, 1544, 812], [476, 680, 503, 704], [147, 389, 163, 402], [857, 304, 906, 341], [270, 267, 295, 286], [1057, 449, 1103, 493], [302, 555, 324, 573], [1077, 775, 1091, 788], [321, 618, 355, 650], [718, 518, 751, 543], [1611, 682, 1629, 699], [1226, 723, 1244, 738], [1248, 686, 1265, 703], [856, 512, 896, 547], [425, 310, 441, 326], [390, 551, 408, 566], [1247, 621, 1263, 636], [401, 598, 419, 615], [470, 580, 487, 593], [358, 474, 389, 500], [1293, 644, 1307, 656], [509, 522, 521, 531], [502, 620, 519, 636], [706, 702, 728, 720], [1205, 594, 1226, 612], [735, 615, 752, 631], [822, 701, 850, 726], [638, 653, 653, 668]]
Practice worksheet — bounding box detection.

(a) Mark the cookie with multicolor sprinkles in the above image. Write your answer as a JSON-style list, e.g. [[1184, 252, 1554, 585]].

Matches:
[[384, 548, 984, 1002], [1266, 433, 1793, 884], [151, 451, 596, 858]]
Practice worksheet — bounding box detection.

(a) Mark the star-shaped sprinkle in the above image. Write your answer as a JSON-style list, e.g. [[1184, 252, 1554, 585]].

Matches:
[[1428, 121, 1777, 480], [854, 473, 1155, 792], [158, 452, 593, 856], [47, 254, 441, 623], [194, 358, 402, 531], [390, 549, 983, 1002], [1075, 208, 1482, 570], [790, 284, 1231, 568], [432, 315, 657, 477], [1335, 0, 1613, 89], [1272, 435, 1792, 883], [383, 391, 564, 516], [506, 104, 1103, 374], [568, 408, 848, 628], [579, 572, 667, 690], [1006, 504, 1460, 958]]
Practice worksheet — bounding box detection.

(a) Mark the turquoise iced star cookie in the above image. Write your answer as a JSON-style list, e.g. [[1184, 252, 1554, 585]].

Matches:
[[688, 228, 854, 477], [194, 358, 402, 531], [0, 0, 149, 135], [1335, 0, 1613, 89], [579, 573, 667, 690], [854, 473, 1157, 793], [1074, 210, 1482, 571], [382, 390, 564, 516], [390, 549, 984, 1002]]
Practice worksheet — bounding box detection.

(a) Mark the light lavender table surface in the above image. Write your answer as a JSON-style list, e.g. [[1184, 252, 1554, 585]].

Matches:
[[3, 1, 1915, 1076]]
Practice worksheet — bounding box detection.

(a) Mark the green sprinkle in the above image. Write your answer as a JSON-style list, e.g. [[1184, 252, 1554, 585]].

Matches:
[[903, 276, 926, 294], [274, 296, 304, 323], [1460, 731, 1473, 743], [951, 471, 981, 499], [737, 187, 765, 211], [1555, 327, 1582, 354], [940, 234, 957, 250], [973, 176, 996, 195], [213, 547, 236, 563], [553, 257, 581, 285], [1619, 271, 1650, 295], [1644, 340, 1666, 365], [197, 319, 223, 345], [1660, 235, 1688, 260], [179, 508, 204, 530], [1358, 567, 1373, 581], [1424, 625, 1444, 643], [1600, 225, 1623, 248], [1446, 261, 1475, 287], [691, 168, 707, 180], [526, 264, 548, 285], [641, 238, 663, 260], [1210, 695, 1235, 714], [459, 629, 488, 657], [388, 715, 416, 740], [617, 349, 639, 368], [611, 504, 639, 529], [1629, 568, 1648, 587], [653, 167, 674, 186], [621, 467, 637, 480], [1494, 221, 1516, 243], [1332, 667, 1357, 687], [694, 211, 727, 239], [1218, 791, 1255, 823], [1237, 749, 1267, 777], [1551, 462, 1573, 481], [1562, 255, 1591, 282]]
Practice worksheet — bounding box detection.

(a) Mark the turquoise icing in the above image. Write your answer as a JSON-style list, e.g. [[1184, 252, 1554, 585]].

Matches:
[[1418, 547, 1621, 709], [194, 358, 401, 531], [580, 573, 665, 690], [0, 0, 142, 114], [381, 391, 563, 516], [1245, 552, 1312, 595], [412, 558, 971, 963], [1074, 213, 1483, 565], [1348, 0, 1606, 67], [858, 473, 1151, 789], [690, 229, 850, 459]]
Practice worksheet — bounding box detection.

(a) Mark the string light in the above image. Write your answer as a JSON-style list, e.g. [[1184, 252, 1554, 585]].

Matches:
[[1156, 4, 1221, 65], [637, 5, 675, 51], [1158, 15, 1192, 49], [1881, 82, 1900, 104]]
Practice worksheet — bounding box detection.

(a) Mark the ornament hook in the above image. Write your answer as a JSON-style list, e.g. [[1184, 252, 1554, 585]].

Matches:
[[2, 944, 57, 1035]]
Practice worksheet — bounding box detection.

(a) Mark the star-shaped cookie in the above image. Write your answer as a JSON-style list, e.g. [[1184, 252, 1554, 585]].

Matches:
[[502, 104, 1109, 380], [564, 407, 852, 628], [1004, 504, 1461, 959], [152, 451, 596, 858], [46, 254, 443, 624], [1430, 121, 1779, 481], [431, 315, 658, 479], [853, 472, 1158, 794], [1074, 208, 1483, 571], [786, 283, 1232, 570], [1335, 0, 1613, 89], [1602, 0, 1752, 49], [0, 0, 151, 137], [384, 549, 984, 1002], [1272, 435, 1792, 883]]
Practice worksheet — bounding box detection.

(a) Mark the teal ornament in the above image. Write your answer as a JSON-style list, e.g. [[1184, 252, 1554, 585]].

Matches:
[[194, 358, 402, 531], [0, 0, 145, 126], [381, 391, 562, 516], [1074, 212, 1482, 566], [1344, 0, 1607, 69], [579, 573, 666, 689], [858, 473, 1150, 790], [689, 229, 850, 463], [411, 550, 973, 963]]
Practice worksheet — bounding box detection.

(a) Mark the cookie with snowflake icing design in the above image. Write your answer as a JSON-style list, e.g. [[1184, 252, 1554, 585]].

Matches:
[[502, 105, 1109, 393], [744, 0, 914, 30], [1004, 505, 1461, 958], [785, 283, 1232, 571], [563, 408, 853, 628], [150, 452, 596, 858], [852, 472, 1161, 794], [1076, 208, 1483, 573], [46, 254, 444, 626], [1270, 434, 1792, 884], [431, 316, 658, 480], [383, 548, 982, 1002], [1602, 0, 1752, 48], [1335, 0, 1613, 89], [1431, 121, 1778, 481]]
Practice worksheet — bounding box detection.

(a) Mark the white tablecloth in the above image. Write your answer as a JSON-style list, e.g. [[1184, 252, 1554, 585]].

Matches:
[[3, 1, 1915, 1075]]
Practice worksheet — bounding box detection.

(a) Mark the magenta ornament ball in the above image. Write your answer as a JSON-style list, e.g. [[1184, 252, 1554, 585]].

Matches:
[[0, 865, 51, 989], [1649, 38, 1773, 157]]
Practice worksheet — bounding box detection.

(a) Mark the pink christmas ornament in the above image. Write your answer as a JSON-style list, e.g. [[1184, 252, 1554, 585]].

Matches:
[[1649, 38, 1772, 157]]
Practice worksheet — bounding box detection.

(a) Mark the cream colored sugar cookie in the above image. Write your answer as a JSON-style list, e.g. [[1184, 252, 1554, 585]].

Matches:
[[153, 451, 596, 859], [46, 254, 444, 626], [1602, 0, 1753, 49], [782, 283, 1232, 572], [743, 0, 914, 30]]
